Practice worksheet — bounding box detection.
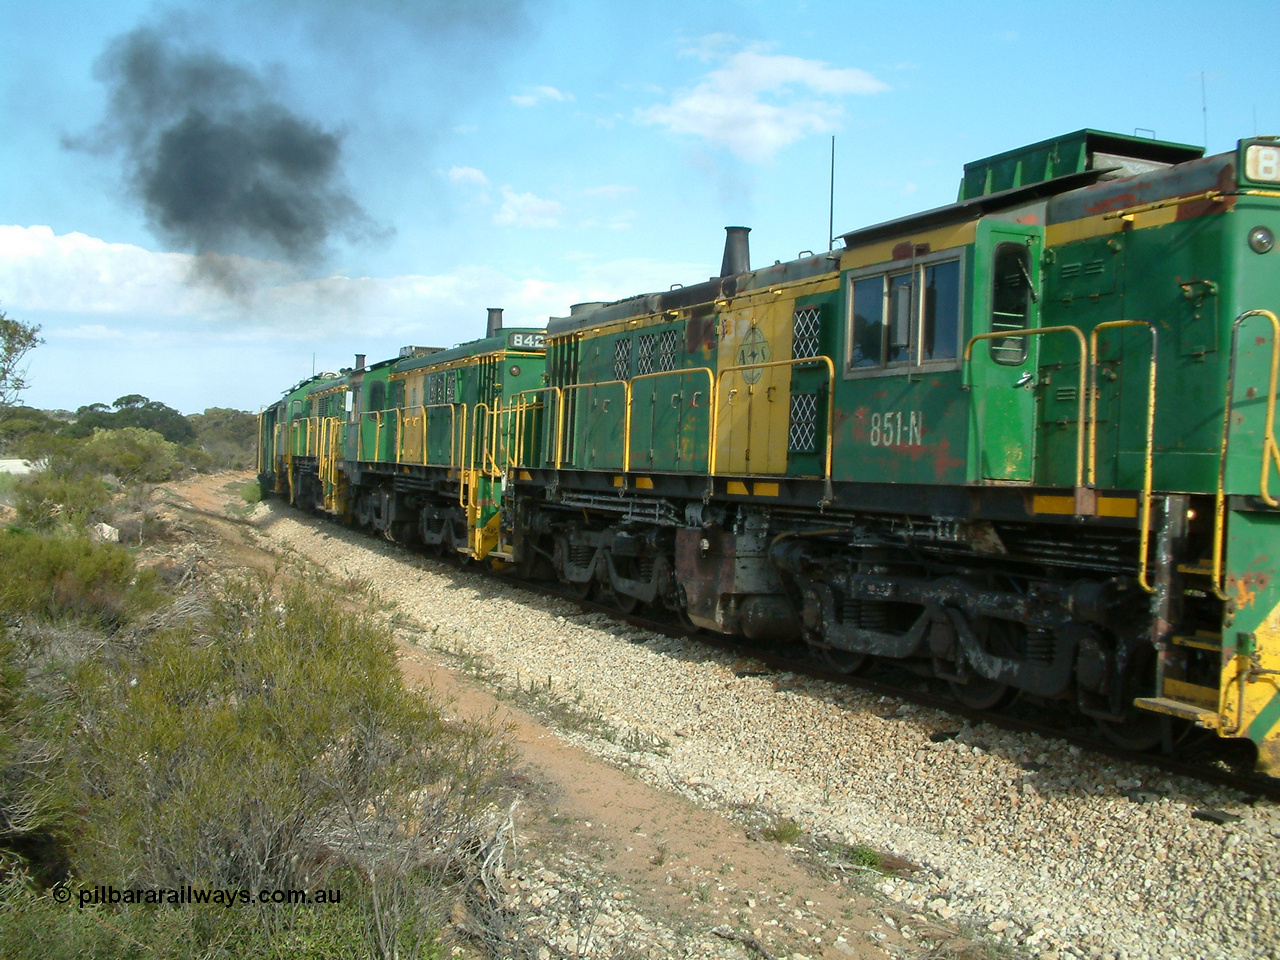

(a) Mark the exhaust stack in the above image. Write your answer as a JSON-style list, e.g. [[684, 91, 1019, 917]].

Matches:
[[720, 226, 751, 277], [486, 307, 504, 338], [354, 353, 366, 371]]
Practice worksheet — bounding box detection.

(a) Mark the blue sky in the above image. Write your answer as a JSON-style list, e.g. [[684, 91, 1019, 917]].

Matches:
[[2, 0, 1277, 413]]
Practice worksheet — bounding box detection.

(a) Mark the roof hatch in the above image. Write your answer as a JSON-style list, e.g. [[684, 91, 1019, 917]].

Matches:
[[958, 129, 1203, 201]]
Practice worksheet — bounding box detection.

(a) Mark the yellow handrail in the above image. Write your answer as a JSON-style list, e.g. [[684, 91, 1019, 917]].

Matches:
[[408, 403, 459, 467], [711, 357, 836, 499], [489, 399, 501, 474], [1213, 308, 1280, 600], [457, 401, 470, 507], [470, 402, 495, 477], [964, 325, 1088, 489], [495, 394, 540, 472], [1088, 320, 1158, 593], [511, 386, 562, 468], [556, 380, 628, 469], [624, 367, 715, 474]]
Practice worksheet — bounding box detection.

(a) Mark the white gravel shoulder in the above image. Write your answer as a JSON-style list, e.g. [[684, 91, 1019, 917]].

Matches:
[[258, 507, 1280, 960]]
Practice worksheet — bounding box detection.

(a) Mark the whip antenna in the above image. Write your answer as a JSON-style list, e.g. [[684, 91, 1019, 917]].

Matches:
[[1201, 72, 1208, 147], [828, 135, 835, 252]]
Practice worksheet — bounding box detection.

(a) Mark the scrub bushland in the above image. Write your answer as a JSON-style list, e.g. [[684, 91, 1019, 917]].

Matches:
[[0, 535, 518, 958]]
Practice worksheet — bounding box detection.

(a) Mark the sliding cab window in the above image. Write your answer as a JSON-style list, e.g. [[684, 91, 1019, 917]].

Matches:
[[989, 243, 1032, 365], [847, 253, 962, 375]]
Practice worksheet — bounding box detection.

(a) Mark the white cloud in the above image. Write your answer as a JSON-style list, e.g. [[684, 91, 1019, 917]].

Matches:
[[638, 44, 888, 162], [1, 225, 708, 411], [493, 187, 563, 228], [0, 226, 706, 339], [447, 166, 490, 186], [0, 225, 222, 317], [510, 85, 573, 107]]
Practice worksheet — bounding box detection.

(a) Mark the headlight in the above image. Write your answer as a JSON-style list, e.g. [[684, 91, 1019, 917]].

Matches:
[[1249, 225, 1275, 254]]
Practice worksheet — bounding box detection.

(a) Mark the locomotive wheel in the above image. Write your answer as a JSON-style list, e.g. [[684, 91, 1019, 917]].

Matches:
[[675, 606, 699, 632], [1094, 712, 1165, 752], [948, 675, 1017, 711], [812, 645, 868, 675], [947, 616, 1020, 710], [611, 590, 639, 614], [1093, 649, 1164, 751], [437, 527, 459, 560], [566, 578, 594, 601]]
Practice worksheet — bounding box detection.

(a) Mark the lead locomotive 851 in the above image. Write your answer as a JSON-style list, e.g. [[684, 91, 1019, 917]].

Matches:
[[260, 129, 1280, 778]]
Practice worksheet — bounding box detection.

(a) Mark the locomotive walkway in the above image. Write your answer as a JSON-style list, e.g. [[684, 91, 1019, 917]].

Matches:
[[159, 473, 1280, 960]]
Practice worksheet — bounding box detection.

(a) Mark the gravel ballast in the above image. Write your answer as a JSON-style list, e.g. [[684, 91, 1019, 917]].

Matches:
[[258, 507, 1279, 960]]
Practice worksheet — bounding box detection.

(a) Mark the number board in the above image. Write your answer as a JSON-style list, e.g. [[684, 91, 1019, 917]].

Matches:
[[507, 332, 545, 350], [1246, 144, 1280, 183]]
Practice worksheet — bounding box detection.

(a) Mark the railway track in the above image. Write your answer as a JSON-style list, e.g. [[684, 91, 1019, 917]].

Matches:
[[517, 577, 1280, 803]]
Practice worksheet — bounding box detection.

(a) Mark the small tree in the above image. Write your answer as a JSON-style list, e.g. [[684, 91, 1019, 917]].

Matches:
[[0, 308, 42, 408]]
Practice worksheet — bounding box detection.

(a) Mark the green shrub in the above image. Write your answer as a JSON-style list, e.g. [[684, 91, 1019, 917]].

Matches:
[[175, 443, 214, 474], [0, 529, 162, 626], [12, 473, 110, 531], [763, 817, 803, 844], [241, 479, 262, 504], [0, 471, 16, 507], [56, 576, 511, 958], [78, 427, 181, 484], [13, 433, 90, 478], [0, 406, 55, 457]]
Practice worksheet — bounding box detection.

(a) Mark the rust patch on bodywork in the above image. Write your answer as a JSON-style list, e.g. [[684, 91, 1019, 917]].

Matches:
[[1085, 190, 1140, 216], [847, 406, 871, 444], [1231, 571, 1272, 611], [932, 437, 965, 481], [1176, 165, 1238, 219], [685, 315, 717, 353]]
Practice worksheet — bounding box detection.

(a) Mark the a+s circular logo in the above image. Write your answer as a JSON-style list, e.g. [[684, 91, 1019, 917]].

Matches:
[[735, 327, 771, 384]]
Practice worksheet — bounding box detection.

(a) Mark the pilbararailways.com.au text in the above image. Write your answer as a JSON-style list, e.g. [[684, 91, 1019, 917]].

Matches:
[[65, 885, 341, 909]]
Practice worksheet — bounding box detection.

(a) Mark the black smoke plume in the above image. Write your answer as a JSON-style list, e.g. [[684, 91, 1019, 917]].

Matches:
[[72, 28, 376, 267]]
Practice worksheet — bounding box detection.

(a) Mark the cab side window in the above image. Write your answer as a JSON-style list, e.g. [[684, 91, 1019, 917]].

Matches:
[[851, 276, 885, 367], [847, 253, 962, 373]]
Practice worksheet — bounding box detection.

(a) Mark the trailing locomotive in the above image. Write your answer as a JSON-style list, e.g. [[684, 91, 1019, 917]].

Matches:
[[261, 129, 1280, 778]]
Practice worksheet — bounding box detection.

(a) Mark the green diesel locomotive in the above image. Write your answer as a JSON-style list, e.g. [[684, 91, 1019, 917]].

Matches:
[[261, 129, 1280, 777]]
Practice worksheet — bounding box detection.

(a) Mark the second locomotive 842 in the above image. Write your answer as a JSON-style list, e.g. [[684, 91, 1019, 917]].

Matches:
[[261, 129, 1280, 777]]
